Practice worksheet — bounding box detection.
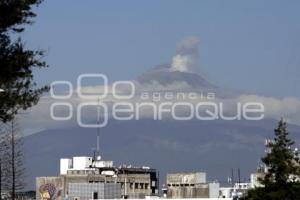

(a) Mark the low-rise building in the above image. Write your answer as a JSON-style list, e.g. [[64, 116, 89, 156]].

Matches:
[[36, 156, 159, 200], [166, 172, 219, 198]]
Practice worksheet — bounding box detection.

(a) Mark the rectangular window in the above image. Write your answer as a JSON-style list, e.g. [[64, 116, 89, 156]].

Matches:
[[93, 192, 98, 200]]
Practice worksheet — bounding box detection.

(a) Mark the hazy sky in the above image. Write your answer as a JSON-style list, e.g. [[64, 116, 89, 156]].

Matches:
[[22, 0, 300, 98]]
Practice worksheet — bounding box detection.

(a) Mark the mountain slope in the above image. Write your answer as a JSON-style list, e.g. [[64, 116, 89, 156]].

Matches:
[[23, 118, 300, 190]]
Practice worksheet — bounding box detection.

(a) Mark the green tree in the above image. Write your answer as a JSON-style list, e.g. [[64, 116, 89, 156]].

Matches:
[[0, 0, 48, 122], [0, 1, 47, 200], [243, 120, 300, 200]]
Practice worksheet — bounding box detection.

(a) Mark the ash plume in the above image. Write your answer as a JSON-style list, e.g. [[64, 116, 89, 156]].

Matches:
[[171, 37, 200, 73]]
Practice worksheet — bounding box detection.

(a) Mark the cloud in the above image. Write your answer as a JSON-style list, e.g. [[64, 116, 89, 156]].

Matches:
[[237, 95, 300, 125], [17, 85, 300, 136], [171, 36, 200, 73]]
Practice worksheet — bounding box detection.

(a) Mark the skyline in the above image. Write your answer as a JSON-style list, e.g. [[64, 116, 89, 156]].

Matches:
[[2, 1, 300, 196]]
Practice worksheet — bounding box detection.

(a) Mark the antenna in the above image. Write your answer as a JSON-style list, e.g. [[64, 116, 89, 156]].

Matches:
[[96, 98, 101, 161], [238, 168, 241, 185], [231, 168, 234, 187]]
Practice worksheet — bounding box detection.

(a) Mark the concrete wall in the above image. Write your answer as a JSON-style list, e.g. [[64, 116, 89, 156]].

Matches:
[[73, 157, 93, 170], [166, 172, 220, 198], [60, 159, 72, 175], [167, 172, 206, 185], [208, 183, 220, 198], [167, 184, 209, 198]]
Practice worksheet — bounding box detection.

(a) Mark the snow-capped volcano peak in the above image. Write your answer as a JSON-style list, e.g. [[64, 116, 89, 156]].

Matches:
[[134, 64, 237, 98], [136, 64, 216, 89]]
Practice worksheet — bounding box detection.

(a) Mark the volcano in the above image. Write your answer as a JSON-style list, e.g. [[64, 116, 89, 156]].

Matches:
[[135, 64, 235, 98]]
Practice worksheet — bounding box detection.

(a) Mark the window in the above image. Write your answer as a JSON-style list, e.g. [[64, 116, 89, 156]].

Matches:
[[152, 181, 156, 187], [93, 192, 98, 200]]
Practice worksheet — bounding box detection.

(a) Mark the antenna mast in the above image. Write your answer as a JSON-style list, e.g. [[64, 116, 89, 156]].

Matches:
[[96, 98, 101, 160]]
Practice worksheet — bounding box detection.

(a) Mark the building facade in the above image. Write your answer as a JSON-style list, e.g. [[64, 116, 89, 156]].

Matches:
[[36, 156, 159, 200], [166, 172, 219, 198]]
